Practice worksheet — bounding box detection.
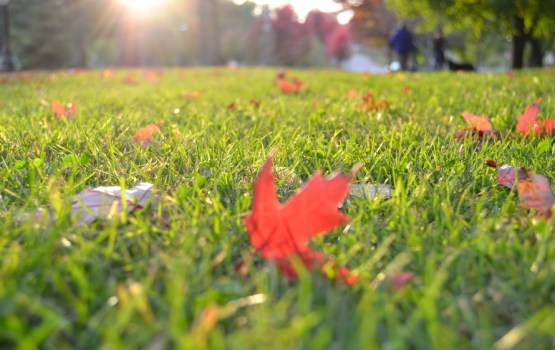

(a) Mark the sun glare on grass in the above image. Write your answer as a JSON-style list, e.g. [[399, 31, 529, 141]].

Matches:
[[119, 0, 165, 14]]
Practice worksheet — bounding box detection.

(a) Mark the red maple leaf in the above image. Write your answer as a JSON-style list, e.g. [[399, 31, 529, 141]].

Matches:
[[485, 160, 528, 190], [518, 173, 555, 219], [542, 119, 555, 135], [244, 157, 358, 285], [517, 99, 542, 135]]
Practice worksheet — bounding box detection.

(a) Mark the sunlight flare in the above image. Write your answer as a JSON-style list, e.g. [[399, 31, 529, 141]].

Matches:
[[119, 0, 165, 14]]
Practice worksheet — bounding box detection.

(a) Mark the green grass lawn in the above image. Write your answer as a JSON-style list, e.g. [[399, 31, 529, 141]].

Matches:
[[1, 68, 554, 349]]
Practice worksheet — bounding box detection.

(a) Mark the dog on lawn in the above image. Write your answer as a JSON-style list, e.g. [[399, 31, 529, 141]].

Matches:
[[446, 59, 475, 72]]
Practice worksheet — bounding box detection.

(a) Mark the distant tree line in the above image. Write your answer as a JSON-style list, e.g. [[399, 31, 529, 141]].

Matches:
[[5, 0, 352, 70]]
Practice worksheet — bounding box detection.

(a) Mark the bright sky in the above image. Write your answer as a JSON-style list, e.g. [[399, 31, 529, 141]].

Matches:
[[232, 0, 353, 24]]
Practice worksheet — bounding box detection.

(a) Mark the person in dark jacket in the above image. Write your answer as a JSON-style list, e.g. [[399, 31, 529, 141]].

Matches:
[[388, 23, 415, 71], [433, 26, 445, 70]]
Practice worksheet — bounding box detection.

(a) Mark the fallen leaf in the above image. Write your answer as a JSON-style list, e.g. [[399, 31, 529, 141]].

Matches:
[[388, 271, 414, 291], [51, 100, 65, 116], [361, 92, 390, 111], [518, 173, 555, 218], [542, 118, 555, 135], [249, 98, 261, 108], [244, 157, 358, 285], [124, 73, 139, 85], [142, 70, 159, 82], [485, 160, 528, 190], [276, 70, 286, 80], [347, 89, 359, 98], [455, 112, 502, 141], [462, 112, 493, 131], [51, 100, 78, 119], [277, 78, 304, 94], [102, 69, 114, 79], [185, 91, 202, 99], [134, 123, 161, 145], [517, 99, 542, 136]]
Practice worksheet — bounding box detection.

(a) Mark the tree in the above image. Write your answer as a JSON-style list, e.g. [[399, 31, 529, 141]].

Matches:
[[10, 0, 74, 69], [270, 5, 310, 66], [218, 0, 257, 63], [196, 0, 222, 65], [326, 25, 353, 65], [333, 0, 397, 45], [10, 0, 120, 69], [381, 0, 555, 69]]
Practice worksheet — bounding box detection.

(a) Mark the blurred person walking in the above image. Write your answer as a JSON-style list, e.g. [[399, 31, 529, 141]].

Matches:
[[388, 23, 415, 71]]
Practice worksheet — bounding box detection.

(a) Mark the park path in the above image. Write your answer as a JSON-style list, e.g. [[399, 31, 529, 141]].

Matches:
[[341, 52, 387, 73]]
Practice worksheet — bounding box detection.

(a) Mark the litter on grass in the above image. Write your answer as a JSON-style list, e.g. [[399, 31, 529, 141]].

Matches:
[[349, 183, 393, 200], [35, 182, 155, 224]]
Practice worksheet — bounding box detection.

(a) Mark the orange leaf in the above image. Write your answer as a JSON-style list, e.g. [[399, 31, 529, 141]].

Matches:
[[244, 157, 357, 284], [518, 173, 555, 218], [277, 79, 299, 94], [185, 91, 202, 99], [462, 112, 493, 131], [51, 100, 77, 119], [361, 92, 390, 111], [51, 100, 65, 117], [134, 124, 160, 144], [102, 69, 114, 79], [347, 89, 359, 98]]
